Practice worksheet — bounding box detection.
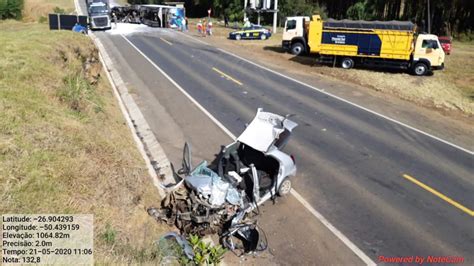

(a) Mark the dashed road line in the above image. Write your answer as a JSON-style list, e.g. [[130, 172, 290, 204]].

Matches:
[[212, 67, 243, 86], [160, 37, 173, 46]]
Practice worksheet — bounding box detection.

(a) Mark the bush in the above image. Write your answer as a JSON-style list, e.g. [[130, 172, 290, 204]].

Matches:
[[102, 224, 117, 245], [58, 70, 102, 113], [38, 15, 47, 23], [53, 6, 65, 14], [457, 30, 474, 42], [346, 0, 373, 20], [0, 0, 24, 20], [188, 234, 227, 265]]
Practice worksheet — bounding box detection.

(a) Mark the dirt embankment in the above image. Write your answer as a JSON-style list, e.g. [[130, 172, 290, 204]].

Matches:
[[0, 22, 164, 263], [22, 0, 75, 22], [192, 20, 474, 117]]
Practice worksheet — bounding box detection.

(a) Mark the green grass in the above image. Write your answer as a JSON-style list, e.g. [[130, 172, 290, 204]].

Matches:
[[0, 21, 165, 263], [444, 41, 474, 100]]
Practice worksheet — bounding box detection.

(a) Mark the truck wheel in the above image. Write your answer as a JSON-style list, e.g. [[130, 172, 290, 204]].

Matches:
[[278, 178, 292, 196], [341, 58, 354, 69], [260, 34, 267, 40], [235, 34, 241, 40], [413, 62, 428, 76], [290, 42, 304, 56]]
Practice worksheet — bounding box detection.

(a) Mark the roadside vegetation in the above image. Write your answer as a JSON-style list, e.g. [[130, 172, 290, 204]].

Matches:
[[177, 0, 473, 39], [0, 21, 166, 263]]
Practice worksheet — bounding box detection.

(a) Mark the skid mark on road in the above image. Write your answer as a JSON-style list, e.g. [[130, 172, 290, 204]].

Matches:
[[403, 174, 474, 216]]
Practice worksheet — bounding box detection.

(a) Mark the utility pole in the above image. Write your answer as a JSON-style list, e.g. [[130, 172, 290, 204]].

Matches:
[[244, 0, 248, 21], [427, 0, 431, 33], [273, 0, 278, 33]]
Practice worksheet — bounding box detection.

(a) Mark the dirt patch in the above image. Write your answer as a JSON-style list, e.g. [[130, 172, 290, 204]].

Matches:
[[22, 0, 76, 22], [190, 19, 474, 116]]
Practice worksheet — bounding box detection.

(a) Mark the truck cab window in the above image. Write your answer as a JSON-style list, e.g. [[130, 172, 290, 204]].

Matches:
[[286, 20, 296, 30], [422, 40, 439, 49]]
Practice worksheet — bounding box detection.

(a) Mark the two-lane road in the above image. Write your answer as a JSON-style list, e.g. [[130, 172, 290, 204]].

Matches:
[[95, 27, 473, 263]]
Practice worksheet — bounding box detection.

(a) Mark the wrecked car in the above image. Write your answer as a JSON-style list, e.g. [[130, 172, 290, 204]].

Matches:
[[148, 108, 297, 255]]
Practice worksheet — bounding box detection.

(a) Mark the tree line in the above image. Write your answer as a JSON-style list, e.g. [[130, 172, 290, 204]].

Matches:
[[0, 0, 23, 19], [155, 0, 472, 40]]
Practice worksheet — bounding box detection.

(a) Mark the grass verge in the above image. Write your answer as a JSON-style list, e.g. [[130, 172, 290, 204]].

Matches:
[[0, 21, 166, 263]]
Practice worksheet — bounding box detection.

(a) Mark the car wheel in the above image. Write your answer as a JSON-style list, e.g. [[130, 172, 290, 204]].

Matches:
[[290, 42, 304, 55], [260, 34, 267, 40], [278, 178, 292, 196], [413, 62, 428, 76], [235, 34, 241, 40], [341, 57, 354, 69]]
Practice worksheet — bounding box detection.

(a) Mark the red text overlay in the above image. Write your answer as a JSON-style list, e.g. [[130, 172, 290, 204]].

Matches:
[[378, 256, 464, 264]]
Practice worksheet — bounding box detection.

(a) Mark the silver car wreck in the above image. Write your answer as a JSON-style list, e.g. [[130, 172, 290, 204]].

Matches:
[[148, 108, 298, 255]]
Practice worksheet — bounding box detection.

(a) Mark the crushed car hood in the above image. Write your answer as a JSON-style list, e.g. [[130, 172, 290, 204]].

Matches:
[[237, 108, 297, 153]]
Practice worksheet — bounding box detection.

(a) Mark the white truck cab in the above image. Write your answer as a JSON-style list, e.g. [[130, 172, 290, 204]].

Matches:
[[282, 16, 309, 55], [412, 34, 445, 75], [89, 2, 111, 30]]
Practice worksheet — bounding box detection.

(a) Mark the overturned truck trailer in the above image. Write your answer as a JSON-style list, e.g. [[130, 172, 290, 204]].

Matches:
[[149, 109, 298, 255], [111, 5, 141, 24], [111, 4, 185, 28]]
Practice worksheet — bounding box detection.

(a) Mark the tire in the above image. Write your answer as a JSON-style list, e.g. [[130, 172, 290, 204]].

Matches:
[[260, 34, 267, 40], [278, 178, 292, 196], [341, 57, 354, 69], [413, 62, 428, 76], [235, 34, 241, 40], [290, 42, 304, 55]]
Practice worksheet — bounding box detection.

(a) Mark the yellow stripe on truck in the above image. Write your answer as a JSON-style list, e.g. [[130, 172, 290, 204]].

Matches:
[[308, 15, 413, 60]]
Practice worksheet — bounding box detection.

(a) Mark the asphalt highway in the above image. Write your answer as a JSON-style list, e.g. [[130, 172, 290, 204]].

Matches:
[[92, 25, 473, 263]]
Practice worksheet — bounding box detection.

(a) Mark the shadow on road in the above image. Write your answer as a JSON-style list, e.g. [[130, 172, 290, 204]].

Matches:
[[263, 45, 285, 53], [262, 46, 426, 76]]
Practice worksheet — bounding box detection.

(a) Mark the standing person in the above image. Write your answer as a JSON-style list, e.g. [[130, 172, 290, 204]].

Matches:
[[177, 16, 183, 31], [202, 19, 207, 37], [111, 11, 118, 28], [185, 17, 189, 31], [243, 18, 251, 28], [181, 17, 187, 32], [207, 20, 213, 36], [224, 14, 229, 28], [197, 20, 202, 34]]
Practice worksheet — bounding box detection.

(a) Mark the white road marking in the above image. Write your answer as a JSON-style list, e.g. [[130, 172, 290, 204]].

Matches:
[[121, 34, 376, 266], [121, 35, 237, 140], [176, 31, 473, 156]]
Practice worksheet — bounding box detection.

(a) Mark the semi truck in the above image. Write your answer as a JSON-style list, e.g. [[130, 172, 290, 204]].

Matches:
[[86, 0, 111, 30], [282, 15, 445, 76]]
